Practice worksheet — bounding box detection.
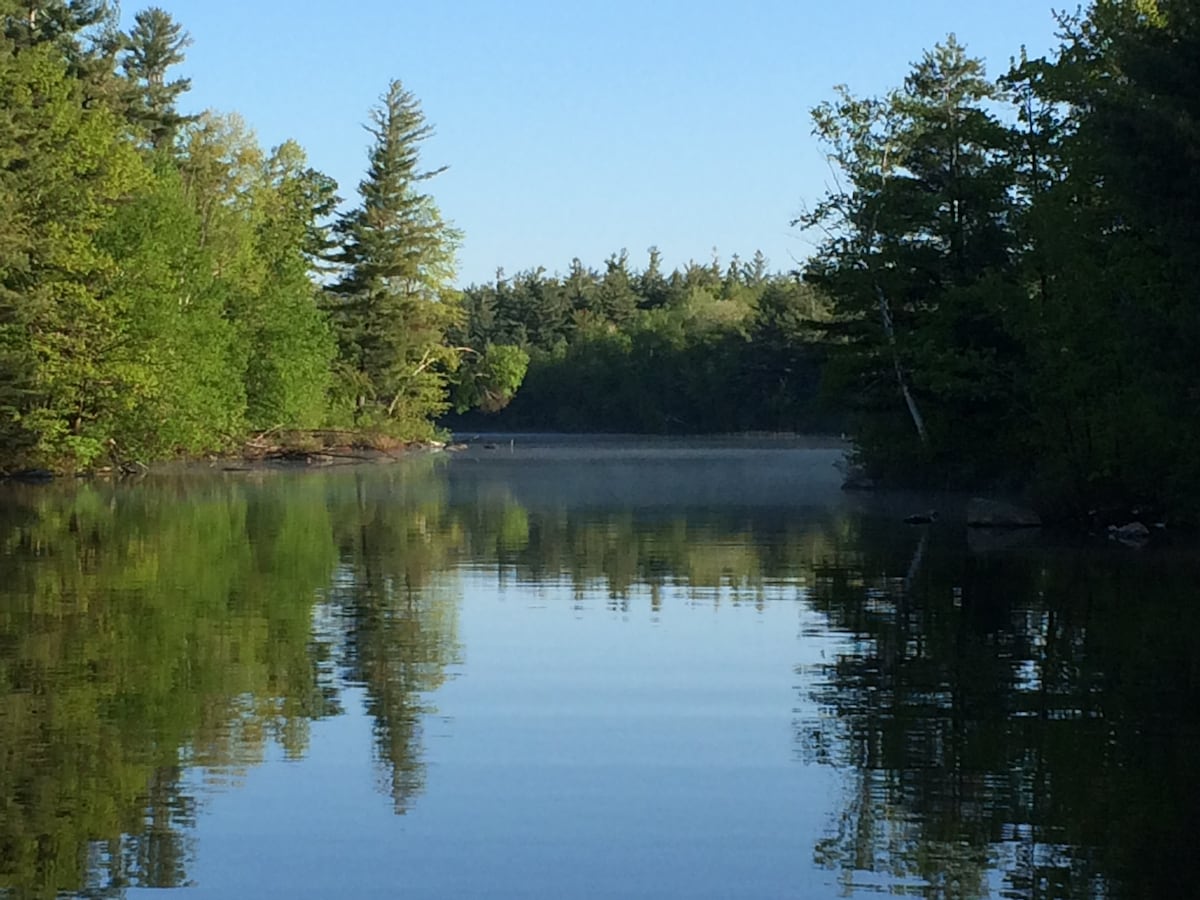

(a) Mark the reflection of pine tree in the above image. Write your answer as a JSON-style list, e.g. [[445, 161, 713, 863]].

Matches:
[[331, 468, 461, 814], [800, 526, 1033, 898]]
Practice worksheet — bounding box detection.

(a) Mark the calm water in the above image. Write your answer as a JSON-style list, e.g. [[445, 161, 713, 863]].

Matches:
[[1, 436, 1197, 899]]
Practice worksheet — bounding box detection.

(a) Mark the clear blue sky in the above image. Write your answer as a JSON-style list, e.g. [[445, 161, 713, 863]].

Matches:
[[130, 1, 1065, 285]]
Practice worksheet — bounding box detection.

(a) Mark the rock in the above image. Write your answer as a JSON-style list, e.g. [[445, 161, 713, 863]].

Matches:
[[446, 443, 469, 452], [1108, 521, 1151, 545], [966, 498, 1042, 528]]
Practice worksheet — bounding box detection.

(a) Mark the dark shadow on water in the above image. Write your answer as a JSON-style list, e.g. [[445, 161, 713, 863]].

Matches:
[[798, 517, 1200, 900]]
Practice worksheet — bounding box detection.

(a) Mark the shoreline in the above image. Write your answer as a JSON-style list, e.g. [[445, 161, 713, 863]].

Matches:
[[0, 432, 460, 483]]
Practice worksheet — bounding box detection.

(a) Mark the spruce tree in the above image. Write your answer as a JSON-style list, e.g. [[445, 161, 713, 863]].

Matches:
[[594, 251, 638, 325], [639, 246, 670, 309], [328, 79, 461, 434]]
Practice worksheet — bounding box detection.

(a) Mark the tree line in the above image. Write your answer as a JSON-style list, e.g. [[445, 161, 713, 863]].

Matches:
[[0, 1, 488, 474], [447, 249, 836, 433]]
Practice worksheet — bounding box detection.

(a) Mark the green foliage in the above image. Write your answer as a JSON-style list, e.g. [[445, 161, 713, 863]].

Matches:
[[452, 343, 530, 414], [800, 36, 1025, 486], [0, 16, 464, 472], [2, 0, 110, 57], [1011, 0, 1200, 513], [237, 139, 338, 431], [0, 40, 149, 469], [0, 466, 464, 893], [95, 161, 244, 457]]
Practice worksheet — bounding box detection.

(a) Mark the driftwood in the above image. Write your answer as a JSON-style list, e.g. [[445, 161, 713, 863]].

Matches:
[[240, 427, 421, 466]]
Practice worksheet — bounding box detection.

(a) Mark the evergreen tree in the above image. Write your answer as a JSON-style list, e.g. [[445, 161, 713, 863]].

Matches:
[[745, 250, 769, 287], [800, 36, 1022, 483], [1002, 0, 1200, 510], [2, 0, 108, 56], [563, 257, 597, 315], [518, 267, 571, 348], [638, 246, 670, 309], [121, 6, 194, 150], [594, 250, 638, 324], [1, 1, 124, 112], [328, 80, 462, 435]]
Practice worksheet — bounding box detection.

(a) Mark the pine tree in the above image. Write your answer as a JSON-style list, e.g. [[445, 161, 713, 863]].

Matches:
[[563, 257, 597, 315], [800, 36, 1022, 482], [328, 79, 462, 434], [2, 1, 124, 110], [745, 250, 769, 287], [1004, 0, 1200, 510], [639, 246, 670, 309], [121, 6, 193, 150]]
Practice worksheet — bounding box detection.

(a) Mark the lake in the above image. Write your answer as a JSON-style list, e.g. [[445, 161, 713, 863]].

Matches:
[[1, 436, 1197, 899]]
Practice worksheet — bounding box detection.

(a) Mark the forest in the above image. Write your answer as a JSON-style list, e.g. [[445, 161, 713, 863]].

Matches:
[[2, 0, 1199, 518], [446, 251, 834, 434]]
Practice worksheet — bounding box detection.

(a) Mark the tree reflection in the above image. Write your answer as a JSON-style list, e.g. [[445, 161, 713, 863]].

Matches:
[[325, 464, 462, 813], [4, 457, 1197, 900], [800, 521, 1200, 900], [0, 474, 354, 896], [0, 464, 465, 896]]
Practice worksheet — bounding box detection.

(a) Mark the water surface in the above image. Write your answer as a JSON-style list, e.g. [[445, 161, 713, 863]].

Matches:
[[1, 437, 1196, 898]]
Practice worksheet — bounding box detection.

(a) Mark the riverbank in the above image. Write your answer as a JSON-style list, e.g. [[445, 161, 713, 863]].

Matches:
[[0, 428, 458, 482]]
